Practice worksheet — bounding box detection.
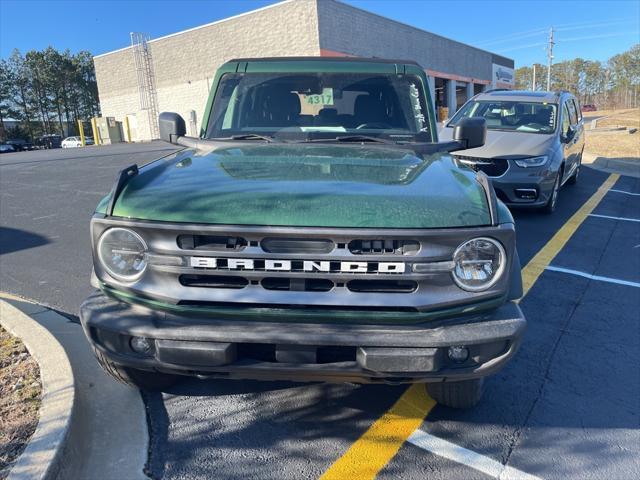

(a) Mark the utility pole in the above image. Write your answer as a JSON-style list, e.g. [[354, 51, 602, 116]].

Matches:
[[546, 27, 554, 91], [532, 64, 537, 90]]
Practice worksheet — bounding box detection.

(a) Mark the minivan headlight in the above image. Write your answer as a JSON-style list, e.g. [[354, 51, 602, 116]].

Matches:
[[452, 237, 506, 291], [97, 228, 147, 282], [514, 155, 548, 168]]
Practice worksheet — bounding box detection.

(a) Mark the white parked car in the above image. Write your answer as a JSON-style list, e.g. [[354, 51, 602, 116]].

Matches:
[[62, 136, 94, 148]]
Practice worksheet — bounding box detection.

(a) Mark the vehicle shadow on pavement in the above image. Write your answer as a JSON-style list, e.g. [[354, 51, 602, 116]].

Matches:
[[0, 227, 49, 255], [142, 379, 407, 480]]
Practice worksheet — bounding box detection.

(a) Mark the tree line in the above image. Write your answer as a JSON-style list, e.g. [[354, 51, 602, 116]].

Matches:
[[515, 44, 639, 109], [0, 47, 100, 141]]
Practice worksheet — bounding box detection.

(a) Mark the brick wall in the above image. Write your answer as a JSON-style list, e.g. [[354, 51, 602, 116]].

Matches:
[[94, 0, 321, 141], [317, 0, 499, 81]]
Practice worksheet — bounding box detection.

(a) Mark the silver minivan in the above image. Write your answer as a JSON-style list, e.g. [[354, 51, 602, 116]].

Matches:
[[440, 90, 585, 213]]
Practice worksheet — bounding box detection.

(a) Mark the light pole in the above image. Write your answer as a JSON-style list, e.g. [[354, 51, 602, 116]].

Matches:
[[546, 27, 554, 91]]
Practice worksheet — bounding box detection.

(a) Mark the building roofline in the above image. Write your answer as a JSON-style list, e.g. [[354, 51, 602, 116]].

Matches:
[[93, 0, 294, 59], [319, 0, 513, 66], [93, 0, 514, 67]]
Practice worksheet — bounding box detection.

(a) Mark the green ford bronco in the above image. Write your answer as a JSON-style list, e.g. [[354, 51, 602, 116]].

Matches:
[[80, 57, 525, 408]]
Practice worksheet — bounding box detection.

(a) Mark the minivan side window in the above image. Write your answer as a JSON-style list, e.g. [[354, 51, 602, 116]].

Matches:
[[561, 103, 571, 137], [572, 98, 582, 121], [566, 100, 578, 125]]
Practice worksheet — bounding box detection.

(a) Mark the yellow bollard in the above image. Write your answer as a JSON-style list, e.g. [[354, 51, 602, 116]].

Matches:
[[78, 120, 86, 146], [124, 116, 132, 143], [91, 117, 100, 146]]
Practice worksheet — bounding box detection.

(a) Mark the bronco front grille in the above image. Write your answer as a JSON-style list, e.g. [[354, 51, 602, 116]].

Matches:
[[92, 219, 514, 313], [454, 155, 509, 177]]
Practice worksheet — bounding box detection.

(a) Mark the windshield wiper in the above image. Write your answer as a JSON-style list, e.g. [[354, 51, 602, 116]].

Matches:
[[223, 134, 276, 142], [303, 135, 394, 144]]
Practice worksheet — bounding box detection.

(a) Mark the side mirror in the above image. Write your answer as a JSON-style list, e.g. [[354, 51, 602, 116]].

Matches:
[[562, 126, 575, 143], [453, 117, 486, 150], [159, 112, 186, 144]]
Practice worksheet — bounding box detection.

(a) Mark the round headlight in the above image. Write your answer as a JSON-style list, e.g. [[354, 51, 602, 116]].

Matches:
[[97, 228, 147, 282], [452, 237, 506, 292]]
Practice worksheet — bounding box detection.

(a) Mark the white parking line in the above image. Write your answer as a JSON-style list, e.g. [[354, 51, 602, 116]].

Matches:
[[546, 265, 640, 288], [588, 213, 640, 223], [408, 429, 542, 480], [610, 189, 640, 196]]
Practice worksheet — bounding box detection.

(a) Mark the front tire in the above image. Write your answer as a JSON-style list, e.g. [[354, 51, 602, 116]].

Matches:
[[541, 172, 561, 214], [426, 378, 484, 409], [92, 346, 178, 391], [567, 154, 581, 185]]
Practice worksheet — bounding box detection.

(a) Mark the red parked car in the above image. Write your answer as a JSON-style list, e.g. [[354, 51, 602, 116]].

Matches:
[[581, 104, 597, 112]]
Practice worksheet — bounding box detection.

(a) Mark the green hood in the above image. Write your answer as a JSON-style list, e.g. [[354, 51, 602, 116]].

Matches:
[[102, 143, 490, 228]]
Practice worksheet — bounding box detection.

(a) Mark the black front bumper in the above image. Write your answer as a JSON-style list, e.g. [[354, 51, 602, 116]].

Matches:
[[80, 290, 526, 384]]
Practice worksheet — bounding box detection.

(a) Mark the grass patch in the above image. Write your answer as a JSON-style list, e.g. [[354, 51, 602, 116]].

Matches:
[[584, 108, 639, 159], [0, 325, 41, 479], [595, 109, 640, 129]]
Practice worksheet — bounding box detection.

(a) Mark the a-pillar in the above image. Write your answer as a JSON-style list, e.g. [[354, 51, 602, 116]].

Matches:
[[426, 75, 436, 108]]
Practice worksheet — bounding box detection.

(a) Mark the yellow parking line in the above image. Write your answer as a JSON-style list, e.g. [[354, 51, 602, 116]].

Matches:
[[521, 173, 619, 295], [320, 384, 436, 480], [321, 173, 619, 479]]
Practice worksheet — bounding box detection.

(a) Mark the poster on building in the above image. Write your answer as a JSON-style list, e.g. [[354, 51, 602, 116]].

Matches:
[[492, 64, 514, 89]]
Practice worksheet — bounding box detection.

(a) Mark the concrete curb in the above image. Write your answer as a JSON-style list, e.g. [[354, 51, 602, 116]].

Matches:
[[0, 293, 150, 479], [582, 153, 640, 179], [0, 298, 75, 480]]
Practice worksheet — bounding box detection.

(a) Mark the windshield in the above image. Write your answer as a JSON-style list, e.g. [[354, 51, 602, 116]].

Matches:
[[449, 100, 557, 134], [205, 72, 432, 142]]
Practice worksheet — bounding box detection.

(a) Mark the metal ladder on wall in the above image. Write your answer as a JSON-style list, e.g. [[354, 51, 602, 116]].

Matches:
[[131, 32, 160, 140]]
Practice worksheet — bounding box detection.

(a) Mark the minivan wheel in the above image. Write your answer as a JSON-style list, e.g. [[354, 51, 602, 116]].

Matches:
[[426, 378, 485, 409], [567, 154, 581, 185], [92, 346, 178, 391], [541, 173, 561, 214]]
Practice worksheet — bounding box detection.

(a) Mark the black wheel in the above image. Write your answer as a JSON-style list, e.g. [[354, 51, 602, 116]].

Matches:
[[92, 346, 178, 391], [426, 378, 485, 409], [567, 154, 581, 185], [541, 172, 561, 214]]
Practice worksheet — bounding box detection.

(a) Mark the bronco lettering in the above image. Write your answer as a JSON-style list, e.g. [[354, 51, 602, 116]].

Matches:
[[189, 257, 406, 273]]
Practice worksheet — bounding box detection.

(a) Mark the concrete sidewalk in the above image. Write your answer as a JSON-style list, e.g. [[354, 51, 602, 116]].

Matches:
[[583, 153, 640, 178], [2, 295, 149, 480]]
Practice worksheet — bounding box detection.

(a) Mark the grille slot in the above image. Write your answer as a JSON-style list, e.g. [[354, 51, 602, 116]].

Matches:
[[348, 239, 419, 255], [261, 238, 335, 254], [176, 300, 419, 312], [454, 155, 508, 177], [179, 274, 248, 289], [261, 278, 333, 292], [178, 235, 247, 251], [347, 280, 417, 293]]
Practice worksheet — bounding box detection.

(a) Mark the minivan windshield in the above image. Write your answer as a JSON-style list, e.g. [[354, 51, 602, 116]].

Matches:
[[449, 100, 557, 134], [205, 72, 432, 142]]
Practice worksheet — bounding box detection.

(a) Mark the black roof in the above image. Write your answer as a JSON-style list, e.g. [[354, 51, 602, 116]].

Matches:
[[227, 56, 422, 66], [486, 91, 550, 98]]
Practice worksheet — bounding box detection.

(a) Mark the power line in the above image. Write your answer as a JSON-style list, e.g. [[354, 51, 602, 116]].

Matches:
[[476, 18, 633, 49], [495, 29, 638, 53]]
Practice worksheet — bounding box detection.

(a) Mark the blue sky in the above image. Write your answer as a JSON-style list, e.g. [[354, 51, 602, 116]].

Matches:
[[1, 0, 638, 66]]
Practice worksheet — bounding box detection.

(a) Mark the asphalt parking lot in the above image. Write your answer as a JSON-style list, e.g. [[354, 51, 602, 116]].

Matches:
[[1, 144, 638, 480]]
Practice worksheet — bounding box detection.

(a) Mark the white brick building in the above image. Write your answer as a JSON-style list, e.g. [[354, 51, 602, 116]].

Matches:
[[94, 0, 514, 141]]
